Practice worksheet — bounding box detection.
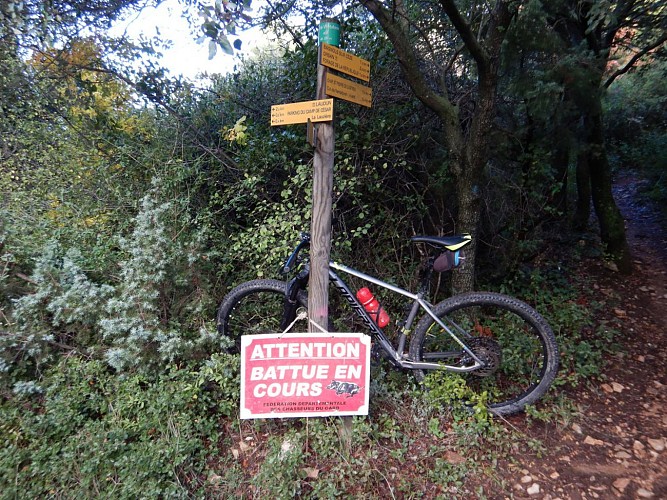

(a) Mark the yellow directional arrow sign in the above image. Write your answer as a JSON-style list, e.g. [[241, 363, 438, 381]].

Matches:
[[325, 73, 372, 108], [270, 99, 334, 126], [320, 43, 370, 82]]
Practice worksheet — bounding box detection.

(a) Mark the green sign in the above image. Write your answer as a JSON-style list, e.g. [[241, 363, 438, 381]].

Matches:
[[318, 18, 340, 47]]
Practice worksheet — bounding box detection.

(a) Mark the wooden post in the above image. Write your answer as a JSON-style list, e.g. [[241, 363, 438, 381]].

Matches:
[[308, 19, 339, 333], [310, 18, 353, 454]]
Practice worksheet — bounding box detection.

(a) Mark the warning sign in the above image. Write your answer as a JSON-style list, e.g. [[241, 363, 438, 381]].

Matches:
[[240, 333, 371, 419]]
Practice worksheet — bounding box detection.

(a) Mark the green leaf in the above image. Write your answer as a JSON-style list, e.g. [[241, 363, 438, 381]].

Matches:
[[208, 39, 217, 59], [217, 34, 234, 55]]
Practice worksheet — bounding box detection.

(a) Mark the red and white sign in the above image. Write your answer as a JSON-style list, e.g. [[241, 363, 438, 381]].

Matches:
[[240, 333, 371, 419]]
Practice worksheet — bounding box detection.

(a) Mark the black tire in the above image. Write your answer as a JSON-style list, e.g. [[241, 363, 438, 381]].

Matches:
[[409, 292, 559, 416], [216, 279, 308, 352]]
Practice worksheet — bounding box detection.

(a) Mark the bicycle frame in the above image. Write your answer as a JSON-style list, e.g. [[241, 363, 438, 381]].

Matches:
[[325, 261, 484, 372], [222, 231, 559, 416]]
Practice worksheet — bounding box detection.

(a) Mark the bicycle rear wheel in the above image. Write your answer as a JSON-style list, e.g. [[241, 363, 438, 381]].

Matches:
[[216, 279, 308, 352], [409, 292, 559, 416]]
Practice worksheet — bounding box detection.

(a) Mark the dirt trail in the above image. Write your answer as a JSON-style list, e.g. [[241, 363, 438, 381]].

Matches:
[[498, 176, 667, 499]]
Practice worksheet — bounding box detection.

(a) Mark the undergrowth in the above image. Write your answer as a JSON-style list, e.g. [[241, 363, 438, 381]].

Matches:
[[0, 242, 624, 497]]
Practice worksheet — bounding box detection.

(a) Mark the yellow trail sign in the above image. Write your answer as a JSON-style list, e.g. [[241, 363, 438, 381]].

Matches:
[[271, 99, 334, 126], [320, 43, 370, 82], [325, 73, 372, 108]]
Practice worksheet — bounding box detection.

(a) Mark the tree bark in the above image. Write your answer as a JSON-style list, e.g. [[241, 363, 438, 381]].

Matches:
[[586, 109, 632, 272], [572, 59, 631, 271], [573, 144, 591, 231], [451, 161, 481, 293]]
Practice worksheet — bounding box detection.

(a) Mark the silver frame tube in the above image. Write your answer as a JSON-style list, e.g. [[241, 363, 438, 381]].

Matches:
[[329, 261, 483, 367]]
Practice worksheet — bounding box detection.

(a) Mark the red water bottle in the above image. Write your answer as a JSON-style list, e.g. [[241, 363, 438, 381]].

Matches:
[[356, 287, 390, 328]]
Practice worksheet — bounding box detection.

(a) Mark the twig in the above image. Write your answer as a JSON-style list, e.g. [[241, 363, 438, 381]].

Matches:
[[15, 273, 37, 285]]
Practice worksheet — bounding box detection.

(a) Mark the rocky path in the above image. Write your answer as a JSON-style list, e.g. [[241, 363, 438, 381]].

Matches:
[[499, 176, 667, 499]]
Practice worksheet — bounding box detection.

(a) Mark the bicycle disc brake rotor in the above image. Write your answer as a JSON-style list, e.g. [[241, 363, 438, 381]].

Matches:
[[466, 337, 502, 377]]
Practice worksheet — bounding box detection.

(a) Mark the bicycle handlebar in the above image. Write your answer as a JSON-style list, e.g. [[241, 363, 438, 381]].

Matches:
[[280, 232, 311, 275]]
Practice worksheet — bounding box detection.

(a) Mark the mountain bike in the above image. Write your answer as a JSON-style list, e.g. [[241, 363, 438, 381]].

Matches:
[[217, 232, 559, 416]]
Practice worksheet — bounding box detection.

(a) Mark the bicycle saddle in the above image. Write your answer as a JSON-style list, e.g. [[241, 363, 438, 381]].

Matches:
[[411, 234, 472, 251]]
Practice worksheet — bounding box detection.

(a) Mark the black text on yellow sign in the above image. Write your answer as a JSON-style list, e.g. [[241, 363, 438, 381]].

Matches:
[[270, 99, 334, 126], [325, 73, 372, 108], [320, 43, 370, 82]]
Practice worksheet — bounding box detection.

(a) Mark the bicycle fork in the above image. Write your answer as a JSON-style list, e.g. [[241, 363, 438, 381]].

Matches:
[[280, 266, 310, 331]]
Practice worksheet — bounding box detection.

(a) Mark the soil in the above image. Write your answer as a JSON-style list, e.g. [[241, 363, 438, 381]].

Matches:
[[488, 176, 667, 500]]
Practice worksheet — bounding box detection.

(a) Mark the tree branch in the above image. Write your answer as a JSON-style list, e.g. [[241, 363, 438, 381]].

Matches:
[[603, 32, 667, 88], [15, 273, 38, 285], [263, 0, 305, 49], [358, 0, 456, 121], [438, 0, 489, 73], [83, 63, 241, 171]]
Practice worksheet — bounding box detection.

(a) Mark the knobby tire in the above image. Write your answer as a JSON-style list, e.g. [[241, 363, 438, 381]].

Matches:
[[409, 292, 559, 416], [216, 279, 308, 352]]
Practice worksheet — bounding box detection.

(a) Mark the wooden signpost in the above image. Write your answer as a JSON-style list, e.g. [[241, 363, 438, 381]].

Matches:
[[269, 18, 372, 336], [264, 19, 373, 429]]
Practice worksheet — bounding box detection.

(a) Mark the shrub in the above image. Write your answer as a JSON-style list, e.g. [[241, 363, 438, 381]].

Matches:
[[0, 242, 113, 387], [0, 355, 240, 497]]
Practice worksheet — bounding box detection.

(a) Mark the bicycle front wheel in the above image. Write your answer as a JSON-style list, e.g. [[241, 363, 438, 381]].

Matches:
[[409, 292, 559, 416], [216, 279, 308, 352]]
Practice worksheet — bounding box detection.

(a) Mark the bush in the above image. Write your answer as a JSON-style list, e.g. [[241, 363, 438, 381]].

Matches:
[[0, 355, 240, 497], [0, 242, 114, 386], [1, 179, 230, 387]]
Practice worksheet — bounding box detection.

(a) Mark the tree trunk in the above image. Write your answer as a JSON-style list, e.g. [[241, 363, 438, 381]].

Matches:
[[451, 157, 482, 294], [550, 135, 569, 216], [547, 0, 635, 272], [359, 0, 515, 293], [586, 110, 632, 273], [573, 143, 591, 230]]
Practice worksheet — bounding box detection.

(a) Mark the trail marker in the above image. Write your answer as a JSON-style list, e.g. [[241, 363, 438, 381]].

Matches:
[[325, 73, 372, 108], [270, 99, 334, 126], [320, 43, 371, 82]]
